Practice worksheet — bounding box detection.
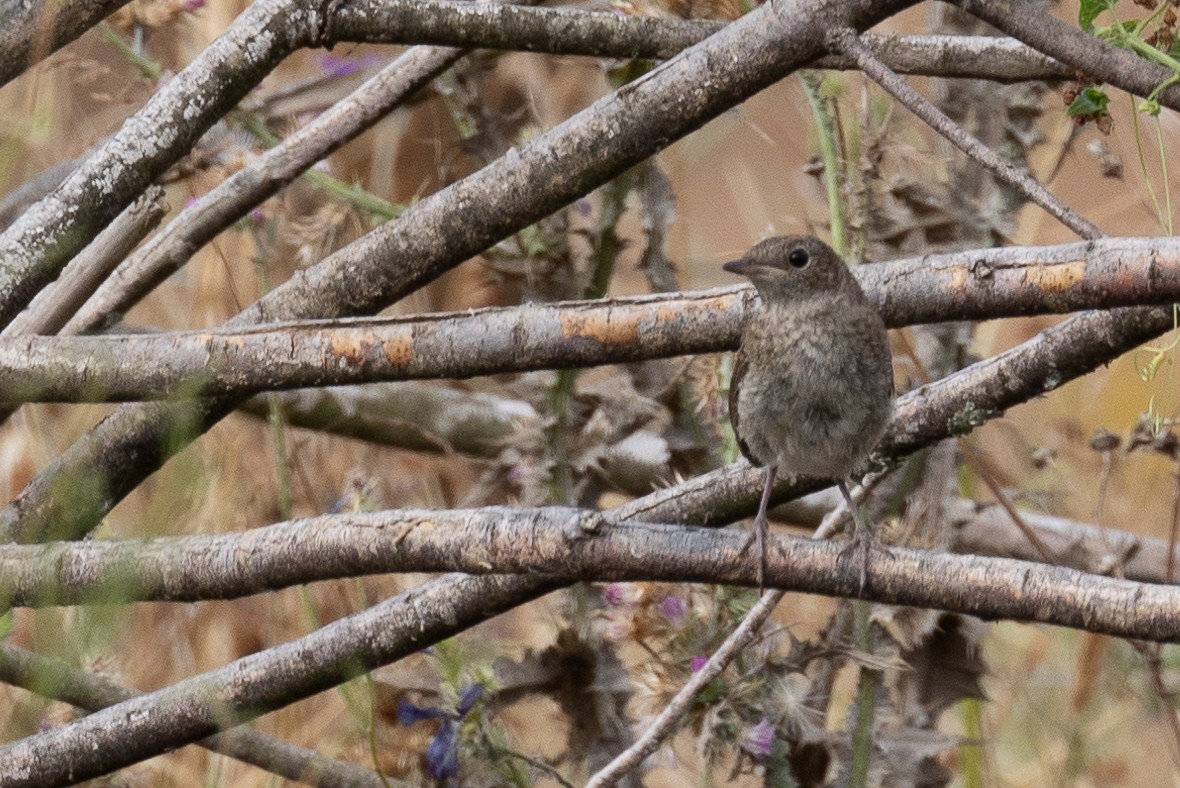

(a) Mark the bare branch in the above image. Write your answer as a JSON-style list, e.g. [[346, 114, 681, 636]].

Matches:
[[243, 385, 672, 495], [3, 237, 1180, 402], [330, 1, 1073, 81], [954, 0, 1180, 110], [0, 573, 557, 786], [3, 508, 1180, 643], [0, 288, 744, 402], [0, 0, 131, 88], [785, 490, 1180, 586], [829, 27, 1102, 240], [5, 186, 167, 337], [0, 643, 397, 788], [65, 45, 464, 335], [0, 0, 319, 329], [249, 384, 539, 457]]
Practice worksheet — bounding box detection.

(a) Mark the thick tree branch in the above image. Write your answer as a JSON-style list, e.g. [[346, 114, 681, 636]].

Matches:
[[3, 508, 1180, 643], [0, 0, 918, 544], [2, 238, 1180, 402], [0, 0, 319, 329], [0, 288, 744, 402], [783, 489, 1180, 585], [0, 644, 395, 788], [242, 385, 672, 495], [64, 45, 464, 335], [0, 0, 132, 88], [331, 1, 1072, 81], [0, 573, 556, 786]]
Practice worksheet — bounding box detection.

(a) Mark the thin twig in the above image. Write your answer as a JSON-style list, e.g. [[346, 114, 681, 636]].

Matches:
[[828, 27, 1103, 240], [959, 442, 1056, 563], [4, 186, 167, 338], [585, 590, 785, 787]]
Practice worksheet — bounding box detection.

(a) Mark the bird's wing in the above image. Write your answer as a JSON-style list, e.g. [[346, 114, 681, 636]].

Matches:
[[728, 348, 761, 467]]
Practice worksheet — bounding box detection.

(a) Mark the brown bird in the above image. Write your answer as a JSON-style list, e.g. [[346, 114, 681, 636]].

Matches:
[[724, 236, 893, 590]]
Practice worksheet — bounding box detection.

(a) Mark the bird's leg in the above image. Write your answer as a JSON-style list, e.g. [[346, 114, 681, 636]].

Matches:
[[835, 479, 887, 593], [752, 466, 776, 591], [737, 466, 777, 591]]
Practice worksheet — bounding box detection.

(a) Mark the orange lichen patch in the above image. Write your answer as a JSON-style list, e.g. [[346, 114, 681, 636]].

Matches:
[[329, 333, 373, 364], [1024, 260, 1086, 294], [560, 310, 641, 345], [382, 336, 413, 367], [951, 265, 970, 292]]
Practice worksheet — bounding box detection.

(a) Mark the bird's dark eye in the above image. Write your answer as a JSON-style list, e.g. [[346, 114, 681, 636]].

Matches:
[[788, 248, 810, 268]]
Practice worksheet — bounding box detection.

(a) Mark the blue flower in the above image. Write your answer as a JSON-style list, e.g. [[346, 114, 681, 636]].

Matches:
[[396, 683, 484, 781]]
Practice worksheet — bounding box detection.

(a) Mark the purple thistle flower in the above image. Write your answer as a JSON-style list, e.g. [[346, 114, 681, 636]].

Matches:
[[602, 583, 628, 606], [658, 595, 685, 622], [743, 717, 776, 758], [690, 655, 708, 673]]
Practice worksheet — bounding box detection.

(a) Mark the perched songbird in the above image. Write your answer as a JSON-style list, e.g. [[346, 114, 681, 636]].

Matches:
[[724, 236, 893, 589]]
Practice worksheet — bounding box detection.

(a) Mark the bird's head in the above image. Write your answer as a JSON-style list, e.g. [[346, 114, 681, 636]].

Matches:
[[722, 235, 856, 305]]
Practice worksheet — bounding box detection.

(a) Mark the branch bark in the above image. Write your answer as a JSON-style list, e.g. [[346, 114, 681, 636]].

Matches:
[[0, 0, 132, 88], [3, 507, 1179, 642], [0, 573, 556, 786], [64, 45, 464, 335], [0, 0, 318, 329], [0, 643, 396, 788], [2, 237, 1179, 402], [954, 0, 1180, 110], [330, 1, 1073, 81], [4, 186, 167, 338]]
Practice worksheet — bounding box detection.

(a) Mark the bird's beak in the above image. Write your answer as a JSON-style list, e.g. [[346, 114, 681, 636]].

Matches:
[[722, 258, 756, 276]]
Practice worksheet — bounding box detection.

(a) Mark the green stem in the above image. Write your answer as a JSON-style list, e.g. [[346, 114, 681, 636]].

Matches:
[[239, 114, 402, 220], [847, 600, 876, 788], [801, 71, 847, 256], [96, 23, 163, 80], [959, 698, 985, 788]]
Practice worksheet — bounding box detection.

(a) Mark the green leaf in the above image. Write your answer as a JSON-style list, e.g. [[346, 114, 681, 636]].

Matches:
[[1079, 0, 1117, 33], [1066, 86, 1111, 116]]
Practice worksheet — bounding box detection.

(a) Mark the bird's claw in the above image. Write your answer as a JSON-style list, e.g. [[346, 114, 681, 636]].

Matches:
[[837, 532, 892, 594], [736, 513, 770, 593]]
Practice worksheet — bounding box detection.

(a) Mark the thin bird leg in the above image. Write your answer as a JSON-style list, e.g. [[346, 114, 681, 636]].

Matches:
[[836, 479, 877, 593], [753, 466, 776, 591]]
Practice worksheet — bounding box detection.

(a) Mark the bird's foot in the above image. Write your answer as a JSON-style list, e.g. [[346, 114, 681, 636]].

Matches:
[[735, 513, 770, 593], [837, 531, 892, 594]]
